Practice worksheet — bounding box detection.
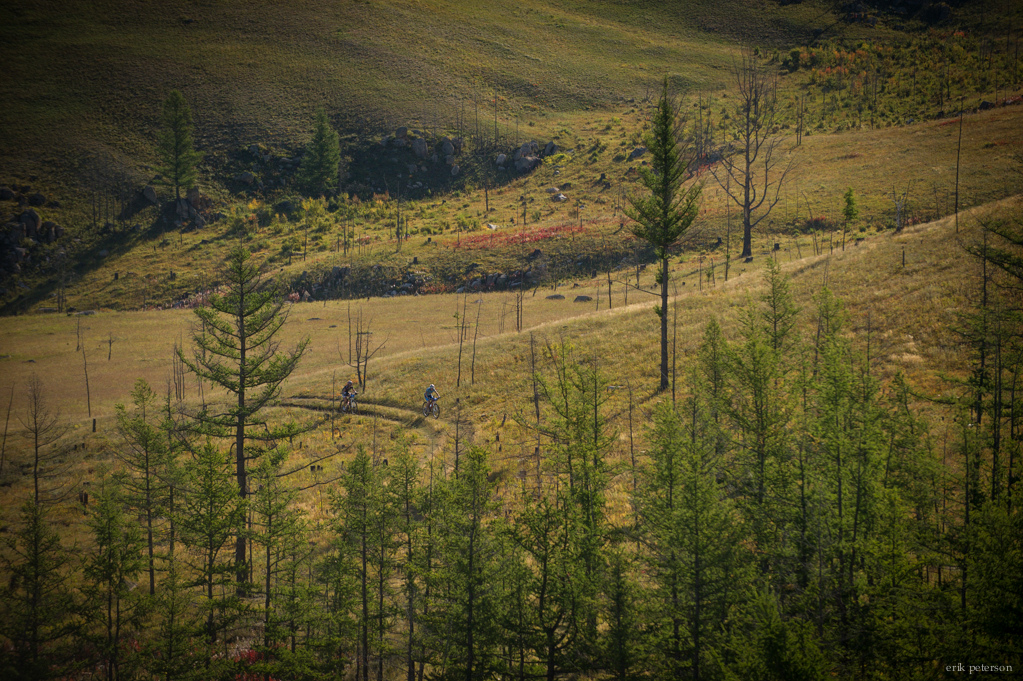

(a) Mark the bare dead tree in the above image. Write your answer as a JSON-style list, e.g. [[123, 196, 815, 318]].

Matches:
[[711, 46, 792, 258], [82, 339, 92, 419], [515, 287, 525, 332], [19, 376, 73, 504], [341, 306, 387, 391], [456, 294, 468, 388], [470, 295, 482, 386], [0, 383, 13, 480], [892, 182, 913, 232]]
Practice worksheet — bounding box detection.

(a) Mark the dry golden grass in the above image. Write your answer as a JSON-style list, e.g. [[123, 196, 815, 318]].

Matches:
[[3, 193, 1012, 524]]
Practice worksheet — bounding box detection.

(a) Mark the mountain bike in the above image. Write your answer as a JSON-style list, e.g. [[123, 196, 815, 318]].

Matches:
[[423, 398, 440, 418]]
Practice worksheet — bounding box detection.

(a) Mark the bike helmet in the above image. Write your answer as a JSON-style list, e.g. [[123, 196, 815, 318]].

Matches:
[[346, 379, 354, 386], [429, 384, 435, 389]]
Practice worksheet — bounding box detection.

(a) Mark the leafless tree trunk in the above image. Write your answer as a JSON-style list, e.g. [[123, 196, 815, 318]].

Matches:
[[470, 296, 482, 386], [955, 98, 964, 233], [892, 183, 913, 232], [82, 337, 92, 419], [342, 307, 387, 390], [0, 383, 13, 480], [19, 376, 73, 504], [711, 46, 791, 259]]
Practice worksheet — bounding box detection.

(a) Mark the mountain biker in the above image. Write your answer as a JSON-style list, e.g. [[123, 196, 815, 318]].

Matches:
[[424, 383, 440, 407], [341, 379, 357, 410]]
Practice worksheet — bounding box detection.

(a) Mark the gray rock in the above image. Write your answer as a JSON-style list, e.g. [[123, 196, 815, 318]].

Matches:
[[27, 193, 45, 207], [515, 156, 540, 171], [544, 141, 558, 156], [441, 138, 455, 157], [396, 126, 408, 138], [628, 147, 647, 159], [574, 296, 592, 303], [553, 193, 568, 202], [496, 153, 507, 166], [393, 137, 407, 148], [412, 137, 429, 159], [41, 221, 59, 243], [451, 165, 460, 177], [235, 171, 255, 185], [0, 186, 14, 201], [98, 249, 109, 258], [19, 209, 41, 237], [408, 163, 418, 175], [143, 186, 158, 205], [187, 187, 200, 207], [546, 186, 560, 194]]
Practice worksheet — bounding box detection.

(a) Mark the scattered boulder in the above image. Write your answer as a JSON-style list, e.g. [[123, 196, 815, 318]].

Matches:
[[543, 141, 558, 156], [98, 249, 109, 258], [979, 100, 993, 111], [496, 153, 507, 166], [27, 193, 46, 207], [486, 223, 499, 230], [408, 163, 418, 175], [527, 249, 543, 260], [441, 138, 455, 157], [744, 256, 754, 263], [142, 185, 158, 205], [573, 295, 592, 303], [546, 187, 560, 194], [235, 171, 256, 185], [546, 294, 565, 300], [628, 147, 647, 160], [40, 221, 61, 243], [412, 137, 429, 159], [0, 187, 14, 201], [553, 193, 568, 202], [187, 187, 201, 208], [515, 155, 540, 171], [392, 137, 407, 148], [19, 209, 41, 237], [451, 165, 460, 177], [396, 126, 408, 139]]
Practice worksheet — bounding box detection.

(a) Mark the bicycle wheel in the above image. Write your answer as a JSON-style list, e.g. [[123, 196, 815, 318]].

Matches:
[[422, 402, 430, 417], [349, 397, 359, 415], [430, 401, 440, 418]]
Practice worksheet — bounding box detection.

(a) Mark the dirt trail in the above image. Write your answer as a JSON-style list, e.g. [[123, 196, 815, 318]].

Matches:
[[281, 394, 450, 449]]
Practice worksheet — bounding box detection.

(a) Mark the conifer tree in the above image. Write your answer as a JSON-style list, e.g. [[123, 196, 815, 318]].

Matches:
[[299, 107, 342, 197], [144, 553, 197, 681], [331, 448, 386, 681], [390, 434, 427, 681], [639, 399, 750, 679], [83, 476, 147, 681], [0, 502, 81, 680], [625, 79, 701, 391], [157, 90, 200, 201], [249, 446, 318, 677], [179, 246, 309, 592], [429, 447, 505, 680], [176, 441, 245, 657], [114, 379, 173, 595]]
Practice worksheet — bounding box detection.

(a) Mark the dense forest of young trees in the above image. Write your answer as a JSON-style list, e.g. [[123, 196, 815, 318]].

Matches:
[[2, 234, 1021, 679]]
